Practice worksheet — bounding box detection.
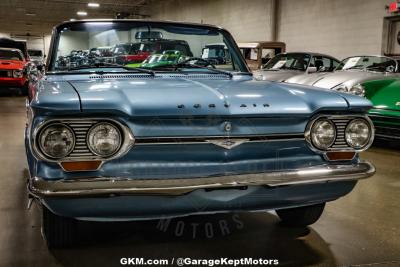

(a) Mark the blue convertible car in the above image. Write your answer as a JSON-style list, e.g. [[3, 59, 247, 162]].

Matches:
[[25, 20, 375, 248]]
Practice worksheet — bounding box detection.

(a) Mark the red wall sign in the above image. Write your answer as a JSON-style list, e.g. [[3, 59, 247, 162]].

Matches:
[[389, 2, 399, 13]]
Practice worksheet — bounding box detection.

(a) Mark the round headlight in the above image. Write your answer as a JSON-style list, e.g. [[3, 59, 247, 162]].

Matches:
[[345, 119, 371, 149], [13, 69, 23, 78], [349, 84, 365, 96], [87, 122, 122, 157], [38, 123, 75, 159], [310, 119, 336, 150]]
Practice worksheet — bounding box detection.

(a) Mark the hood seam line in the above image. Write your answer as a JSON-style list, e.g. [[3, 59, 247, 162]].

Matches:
[[67, 81, 83, 112]]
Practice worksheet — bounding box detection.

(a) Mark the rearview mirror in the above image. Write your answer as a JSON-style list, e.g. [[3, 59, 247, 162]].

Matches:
[[135, 31, 163, 40]]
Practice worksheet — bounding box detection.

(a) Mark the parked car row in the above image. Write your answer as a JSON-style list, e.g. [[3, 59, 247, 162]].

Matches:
[[246, 47, 400, 141], [54, 35, 196, 70]]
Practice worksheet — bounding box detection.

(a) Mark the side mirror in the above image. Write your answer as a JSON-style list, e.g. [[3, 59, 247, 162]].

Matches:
[[307, 66, 317, 73]]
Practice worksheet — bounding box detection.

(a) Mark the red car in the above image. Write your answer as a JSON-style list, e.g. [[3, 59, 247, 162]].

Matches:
[[0, 48, 28, 94], [113, 40, 193, 65]]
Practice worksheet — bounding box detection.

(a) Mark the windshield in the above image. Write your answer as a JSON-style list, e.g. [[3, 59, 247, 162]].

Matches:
[[0, 49, 23, 61], [263, 53, 310, 71], [28, 50, 43, 57], [111, 44, 131, 55], [336, 56, 397, 72], [50, 21, 247, 73]]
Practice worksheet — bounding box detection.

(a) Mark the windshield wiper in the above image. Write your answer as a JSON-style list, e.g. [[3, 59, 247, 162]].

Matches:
[[146, 58, 233, 78], [178, 63, 233, 78], [67, 62, 155, 76]]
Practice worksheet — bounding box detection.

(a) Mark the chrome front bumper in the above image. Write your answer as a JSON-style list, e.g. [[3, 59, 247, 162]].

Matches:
[[29, 161, 375, 198]]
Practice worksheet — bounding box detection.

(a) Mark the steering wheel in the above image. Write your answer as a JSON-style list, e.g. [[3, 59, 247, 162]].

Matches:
[[180, 57, 216, 68]]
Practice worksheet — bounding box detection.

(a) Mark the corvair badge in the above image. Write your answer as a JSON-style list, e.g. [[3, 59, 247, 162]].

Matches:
[[206, 139, 249, 149]]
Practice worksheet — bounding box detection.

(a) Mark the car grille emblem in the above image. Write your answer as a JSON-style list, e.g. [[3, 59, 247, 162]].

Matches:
[[206, 139, 249, 149], [223, 121, 232, 132]]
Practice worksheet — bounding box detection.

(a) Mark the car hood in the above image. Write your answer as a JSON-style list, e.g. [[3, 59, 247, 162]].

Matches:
[[50, 74, 373, 117], [286, 70, 393, 89], [0, 60, 25, 70], [253, 69, 304, 82], [364, 79, 400, 111]]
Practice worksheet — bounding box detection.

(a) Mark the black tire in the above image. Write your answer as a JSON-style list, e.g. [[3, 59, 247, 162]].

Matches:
[[42, 206, 77, 248], [276, 203, 325, 227]]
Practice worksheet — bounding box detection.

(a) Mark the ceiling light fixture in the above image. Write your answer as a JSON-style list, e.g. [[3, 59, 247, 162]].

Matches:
[[70, 18, 76, 21], [88, 3, 100, 8], [77, 11, 88, 16]]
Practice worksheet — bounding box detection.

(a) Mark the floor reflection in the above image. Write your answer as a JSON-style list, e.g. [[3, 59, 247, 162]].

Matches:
[[49, 211, 336, 267]]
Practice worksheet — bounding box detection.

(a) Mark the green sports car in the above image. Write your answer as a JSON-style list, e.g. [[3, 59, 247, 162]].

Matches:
[[126, 50, 184, 68], [363, 78, 400, 139]]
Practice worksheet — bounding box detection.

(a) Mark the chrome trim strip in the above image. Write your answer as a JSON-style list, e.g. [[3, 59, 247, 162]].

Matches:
[[134, 134, 305, 145], [375, 133, 400, 140], [29, 161, 375, 197]]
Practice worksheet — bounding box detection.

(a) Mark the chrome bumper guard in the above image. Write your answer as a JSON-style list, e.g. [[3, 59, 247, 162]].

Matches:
[[29, 161, 375, 198]]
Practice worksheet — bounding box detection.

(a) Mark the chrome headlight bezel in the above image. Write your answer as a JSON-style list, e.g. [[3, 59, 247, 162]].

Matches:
[[345, 118, 373, 150], [86, 122, 123, 158], [305, 115, 375, 153], [37, 123, 76, 159], [348, 84, 365, 96], [309, 119, 337, 150], [13, 69, 24, 78], [31, 118, 135, 163]]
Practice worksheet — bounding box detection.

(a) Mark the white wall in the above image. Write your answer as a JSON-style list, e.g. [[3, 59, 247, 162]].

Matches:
[[150, 0, 393, 59], [0, 32, 10, 38], [151, 0, 274, 41], [278, 0, 392, 59]]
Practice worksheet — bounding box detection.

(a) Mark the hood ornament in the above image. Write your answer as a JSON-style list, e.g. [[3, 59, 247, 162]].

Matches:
[[206, 139, 249, 149]]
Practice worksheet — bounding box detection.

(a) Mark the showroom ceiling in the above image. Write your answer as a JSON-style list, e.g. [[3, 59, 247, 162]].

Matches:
[[0, 0, 151, 37]]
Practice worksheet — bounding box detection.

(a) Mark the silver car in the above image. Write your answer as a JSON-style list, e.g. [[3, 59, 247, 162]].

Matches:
[[253, 52, 340, 82], [286, 55, 400, 95], [28, 49, 44, 66]]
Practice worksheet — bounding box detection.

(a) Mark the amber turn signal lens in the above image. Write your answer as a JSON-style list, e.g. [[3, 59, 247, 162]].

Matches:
[[325, 151, 356, 161], [61, 161, 102, 171]]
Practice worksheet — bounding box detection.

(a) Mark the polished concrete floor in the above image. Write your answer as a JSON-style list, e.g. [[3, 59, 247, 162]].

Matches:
[[0, 95, 399, 267]]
